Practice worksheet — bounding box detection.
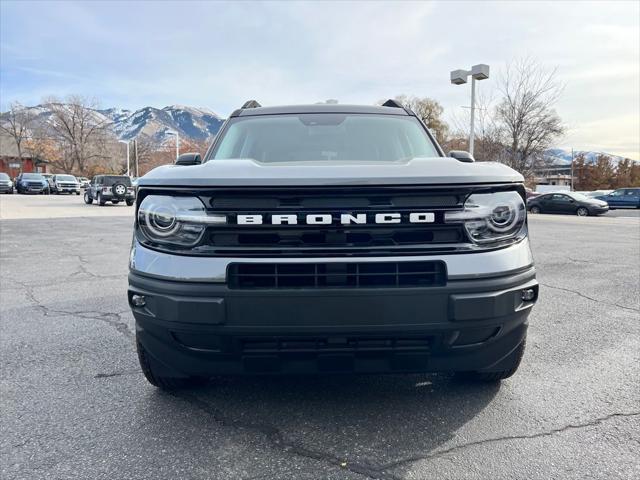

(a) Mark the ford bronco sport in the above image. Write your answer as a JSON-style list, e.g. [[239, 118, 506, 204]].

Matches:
[[129, 100, 538, 389]]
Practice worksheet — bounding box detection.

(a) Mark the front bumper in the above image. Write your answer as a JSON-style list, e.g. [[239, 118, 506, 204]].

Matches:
[[0, 185, 12, 193], [591, 205, 609, 214], [129, 260, 538, 377], [100, 191, 135, 200], [56, 186, 81, 193], [19, 185, 45, 193]]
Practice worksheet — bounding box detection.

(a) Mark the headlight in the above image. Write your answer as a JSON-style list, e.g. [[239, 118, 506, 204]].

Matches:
[[444, 191, 526, 244], [137, 195, 226, 247]]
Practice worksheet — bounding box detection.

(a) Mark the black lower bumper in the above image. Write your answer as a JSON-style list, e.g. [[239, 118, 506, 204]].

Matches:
[[128, 268, 537, 377]]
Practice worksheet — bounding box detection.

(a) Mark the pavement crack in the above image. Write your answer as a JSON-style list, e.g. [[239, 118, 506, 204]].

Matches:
[[94, 369, 140, 379], [178, 393, 397, 480], [13, 280, 134, 340], [541, 283, 639, 313], [69, 255, 123, 280], [381, 411, 640, 471]]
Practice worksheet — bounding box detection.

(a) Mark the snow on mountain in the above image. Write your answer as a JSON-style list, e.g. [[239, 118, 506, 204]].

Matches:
[[543, 148, 637, 166], [1, 104, 224, 144], [99, 104, 224, 142]]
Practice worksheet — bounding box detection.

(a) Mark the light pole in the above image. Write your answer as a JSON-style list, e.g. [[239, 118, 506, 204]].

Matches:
[[118, 140, 130, 177], [134, 139, 139, 177], [570, 148, 575, 191], [166, 130, 179, 160], [450, 64, 490, 156]]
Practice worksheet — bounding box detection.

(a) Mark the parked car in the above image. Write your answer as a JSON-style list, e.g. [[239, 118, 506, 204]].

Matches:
[[41, 173, 55, 192], [50, 174, 81, 195], [528, 192, 609, 216], [15, 173, 49, 194], [77, 177, 90, 189], [525, 188, 540, 200], [0, 172, 13, 194], [596, 188, 640, 209], [84, 175, 135, 206], [579, 190, 612, 198]]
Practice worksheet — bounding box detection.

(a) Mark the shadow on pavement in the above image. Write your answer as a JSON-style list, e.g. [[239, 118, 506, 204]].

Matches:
[[142, 373, 500, 475]]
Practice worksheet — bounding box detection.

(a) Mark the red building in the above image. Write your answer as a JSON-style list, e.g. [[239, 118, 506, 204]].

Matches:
[[0, 133, 49, 177]]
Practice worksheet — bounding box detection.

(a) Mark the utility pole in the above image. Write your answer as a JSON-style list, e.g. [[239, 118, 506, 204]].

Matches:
[[134, 139, 139, 177], [118, 140, 130, 177], [469, 76, 477, 155], [570, 148, 574, 191], [166, 130, 180, 160]]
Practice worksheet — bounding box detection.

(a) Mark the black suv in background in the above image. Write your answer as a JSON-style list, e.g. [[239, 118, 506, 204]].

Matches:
[[84, 175, 135, 206]]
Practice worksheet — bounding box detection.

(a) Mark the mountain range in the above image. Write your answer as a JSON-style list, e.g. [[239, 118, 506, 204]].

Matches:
[[543, 148, 636, 166], [2, 104, 225, 144], [2, 104, 637, 163], [97, 105, 224, 142]]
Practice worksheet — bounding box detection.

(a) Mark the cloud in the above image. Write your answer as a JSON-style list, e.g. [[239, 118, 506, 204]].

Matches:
[[1, 0, 638, 157]]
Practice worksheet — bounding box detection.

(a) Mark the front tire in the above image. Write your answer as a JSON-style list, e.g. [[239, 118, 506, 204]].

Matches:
[[136, 339, 208, 390], [576, 207, 589, 216], [126, 199, 135, 206], [456, 338, 526, 382], [98, 193, 106, 206], [84, 192, 93, 204], [529, 205, 541, 214]]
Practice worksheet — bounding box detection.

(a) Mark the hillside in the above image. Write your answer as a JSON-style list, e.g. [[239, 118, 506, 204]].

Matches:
[[1, 104, 224, 144]]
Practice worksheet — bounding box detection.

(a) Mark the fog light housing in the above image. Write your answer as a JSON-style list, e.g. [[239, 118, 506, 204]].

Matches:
[[521, 288, 536, 302], [131, 294, 146, 307]]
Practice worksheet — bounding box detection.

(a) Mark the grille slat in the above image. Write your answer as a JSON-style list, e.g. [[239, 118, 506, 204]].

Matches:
[[209, 194, 459, 211], [228, 261, 446, 289], [240, 335, 432, 353], [194, 186, 471, 256]]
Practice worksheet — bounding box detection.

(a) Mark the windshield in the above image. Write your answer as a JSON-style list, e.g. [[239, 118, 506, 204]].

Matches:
[[56, 175, 77, 182], [102, 176, 132, 186], [0, 173, 9, 180], [210, 114, 439, 163], [22, 173, 44, 180]]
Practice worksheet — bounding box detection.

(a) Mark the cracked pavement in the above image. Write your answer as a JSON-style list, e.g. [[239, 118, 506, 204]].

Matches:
[[1, 197, 639, 479]]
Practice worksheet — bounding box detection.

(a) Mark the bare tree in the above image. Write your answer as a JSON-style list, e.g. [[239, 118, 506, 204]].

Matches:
[[43, 96, 114, 174], [447, 89, 505, 162], [385, 95, 450, 144], [496, 58, 565, 174], [0, 102, 36, 173]]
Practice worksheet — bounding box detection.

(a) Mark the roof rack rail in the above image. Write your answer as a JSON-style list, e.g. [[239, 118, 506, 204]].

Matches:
[[241, 100, 261, 109], [381, 99, 403, 109]]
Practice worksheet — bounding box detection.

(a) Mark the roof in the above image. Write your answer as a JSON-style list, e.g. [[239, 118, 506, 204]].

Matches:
[[0, 132, 33, 159], [232, 104, 410, 117]]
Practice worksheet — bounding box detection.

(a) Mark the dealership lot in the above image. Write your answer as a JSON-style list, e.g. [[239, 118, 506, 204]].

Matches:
[[1, 195, 639, 480]]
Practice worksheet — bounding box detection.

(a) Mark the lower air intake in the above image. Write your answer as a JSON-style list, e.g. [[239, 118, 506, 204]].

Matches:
[[228, 261, 446, 289]]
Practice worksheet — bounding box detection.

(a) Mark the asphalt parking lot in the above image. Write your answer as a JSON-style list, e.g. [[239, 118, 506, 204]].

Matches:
[[1, 195, 639, 480]]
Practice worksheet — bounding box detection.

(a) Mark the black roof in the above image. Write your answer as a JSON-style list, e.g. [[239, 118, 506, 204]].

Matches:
[[231, 104, 410, 118]]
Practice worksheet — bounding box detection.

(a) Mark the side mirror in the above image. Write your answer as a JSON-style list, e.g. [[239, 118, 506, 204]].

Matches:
[[175, 153, 202, 166], [448, 150, 475, 163]]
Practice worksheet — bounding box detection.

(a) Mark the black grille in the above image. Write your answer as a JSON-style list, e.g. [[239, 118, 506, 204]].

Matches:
[[190, 186, 471, 257], [239, 335, 433, 353], [228, 261, 446, 289]]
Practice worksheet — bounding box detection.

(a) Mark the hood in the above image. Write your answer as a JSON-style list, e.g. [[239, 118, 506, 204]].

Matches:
[[139, 157, 524, 187]]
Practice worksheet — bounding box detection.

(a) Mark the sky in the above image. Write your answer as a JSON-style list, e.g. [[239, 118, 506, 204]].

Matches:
[[1, 0, 639, 158]]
